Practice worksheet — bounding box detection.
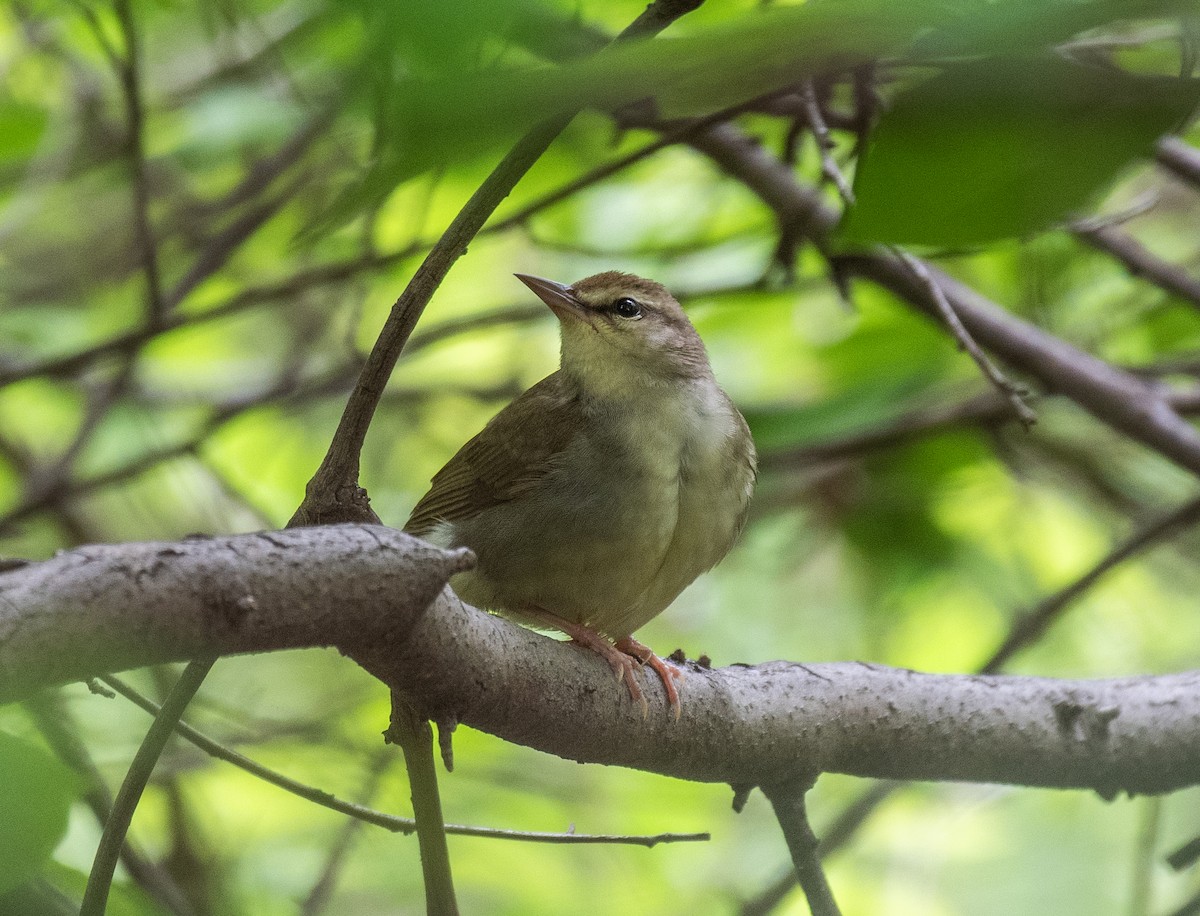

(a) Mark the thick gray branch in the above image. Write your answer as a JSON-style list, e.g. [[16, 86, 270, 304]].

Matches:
[[0, 525, 472, 702], [360, 593, 1200, 796], [2, 529, 1196, 796]]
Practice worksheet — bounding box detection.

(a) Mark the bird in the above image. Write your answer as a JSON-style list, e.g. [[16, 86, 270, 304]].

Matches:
[[404, 271, 756, 716]]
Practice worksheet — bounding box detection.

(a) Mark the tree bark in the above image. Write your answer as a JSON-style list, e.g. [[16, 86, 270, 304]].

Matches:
[[2, 527, 1197, 796]]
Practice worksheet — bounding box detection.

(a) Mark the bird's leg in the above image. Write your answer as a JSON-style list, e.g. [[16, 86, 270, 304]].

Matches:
[[614, 635, 683, 721], [518, 607, 649, 716]]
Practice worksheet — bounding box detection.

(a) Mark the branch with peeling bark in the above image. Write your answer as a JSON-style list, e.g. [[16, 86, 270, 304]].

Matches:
[[3, 526, 1198, 798]]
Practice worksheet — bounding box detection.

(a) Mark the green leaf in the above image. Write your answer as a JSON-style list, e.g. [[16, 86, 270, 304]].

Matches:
[[0, 103, 48, 166], [332, 0, 1194, 212], [840, 57, 1200, 247], [0, 732, 79, 896], [34, 861, 167, 916]]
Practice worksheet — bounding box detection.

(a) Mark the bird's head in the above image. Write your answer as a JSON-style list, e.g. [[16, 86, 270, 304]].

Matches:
[[516, 271, 710, 393]]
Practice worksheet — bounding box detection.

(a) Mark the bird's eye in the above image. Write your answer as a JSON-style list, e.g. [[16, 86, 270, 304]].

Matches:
[[612, 297, 642, 319]]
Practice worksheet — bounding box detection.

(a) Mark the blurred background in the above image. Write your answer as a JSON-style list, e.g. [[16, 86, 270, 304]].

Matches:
[[2, 0, 1200, 913]]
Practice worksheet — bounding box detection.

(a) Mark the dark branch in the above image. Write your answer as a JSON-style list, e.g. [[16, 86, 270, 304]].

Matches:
[[1157, 136, 1200, 188], [113, 0, 165, 325], [1074, 222, 1200, 312]]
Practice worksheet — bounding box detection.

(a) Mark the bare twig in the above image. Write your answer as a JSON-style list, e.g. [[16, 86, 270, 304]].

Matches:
[[113, 0, 166, 325], [197, 110, 331, 218], [1068, 191, 1160, 232], [843, 250, 1200, 474], [166, 175, 306, 309], [982, 493, 1200, 672], [74, 1, 121, 76], [799, 80, 855, 206], [895, 250, 1037, 428], [14, 358, 138, 530], [98, 631, 708, 848], [740, 782, 899, 916], [1073, 223, 1200, 313]]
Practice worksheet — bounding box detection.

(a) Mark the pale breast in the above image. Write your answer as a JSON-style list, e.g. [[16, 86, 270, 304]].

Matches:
[[444, 380, 755, 639], [604, 384, 756, 636]]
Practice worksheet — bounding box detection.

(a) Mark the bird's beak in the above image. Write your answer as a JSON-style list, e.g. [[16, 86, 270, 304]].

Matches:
[[515, 274, 590, 323]]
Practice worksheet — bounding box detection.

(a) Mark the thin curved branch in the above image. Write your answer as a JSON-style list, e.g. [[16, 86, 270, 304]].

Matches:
[[25, 693, 196, 915], [290, 0, 706, 526], [100, 673, 708, 847], [80, 659, 212, 916]]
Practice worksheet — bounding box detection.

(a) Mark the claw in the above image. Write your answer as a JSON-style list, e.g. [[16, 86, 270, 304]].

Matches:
[[616, 635, 683, 719], [518, 606, 683, 717]]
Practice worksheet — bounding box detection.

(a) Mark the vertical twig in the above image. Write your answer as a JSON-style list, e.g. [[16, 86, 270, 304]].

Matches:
[[799, 80, 855, 206], [113, 0, 166, 326], [387, 694, 459, 916], [761, 780, 843, 916], [1128, 796, 1162, 916], [25, 693, 196, 916], [81, 659, 215, 916], [742, 780, 900, 916], [743, 491, 1200, 915]]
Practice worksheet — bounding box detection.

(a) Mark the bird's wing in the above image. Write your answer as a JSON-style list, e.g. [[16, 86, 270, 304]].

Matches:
[[404, 372, 580, 538]]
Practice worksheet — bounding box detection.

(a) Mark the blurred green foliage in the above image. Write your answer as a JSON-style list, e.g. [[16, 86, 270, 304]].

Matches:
[[1, 0, 1199, 913], [0, 732, 79, 897]]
